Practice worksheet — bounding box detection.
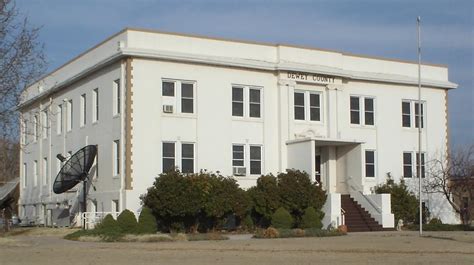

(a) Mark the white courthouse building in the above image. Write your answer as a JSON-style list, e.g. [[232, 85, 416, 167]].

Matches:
[[18, 28, 458, 228]]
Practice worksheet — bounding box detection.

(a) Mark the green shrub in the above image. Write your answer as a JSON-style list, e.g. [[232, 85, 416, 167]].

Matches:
[[301, 207, 323, 229], [271, 207, 293, 229], [247, 175, 281, 226], [95, 214, 123, 241], [241, 215, 255, 231], [374, 178, 419, 224], [117, 209, 138, 233], [429, 218, 443, 225], [137, 207, 157, 234]]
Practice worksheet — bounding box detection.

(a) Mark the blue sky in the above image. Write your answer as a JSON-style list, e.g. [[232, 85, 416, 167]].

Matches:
[[18, 0, 473, 148]]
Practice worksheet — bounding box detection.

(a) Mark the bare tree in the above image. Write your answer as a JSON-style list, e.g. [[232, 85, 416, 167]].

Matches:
[[0, 0, 46, 141], [424, 145, 474, 224]]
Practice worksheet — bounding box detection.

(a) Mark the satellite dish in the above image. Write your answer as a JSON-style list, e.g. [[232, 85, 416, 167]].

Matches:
[[53, 145, 97, 194]]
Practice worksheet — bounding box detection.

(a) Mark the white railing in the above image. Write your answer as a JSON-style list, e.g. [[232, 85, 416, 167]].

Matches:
[[340, 208, 346, 226], [81, 212, 120, 229], [346, 176, 382, 214]]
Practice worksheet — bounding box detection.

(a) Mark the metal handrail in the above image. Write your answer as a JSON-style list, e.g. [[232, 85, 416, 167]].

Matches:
[[346, 176, 382, 214], [340, 208, 346, 226]]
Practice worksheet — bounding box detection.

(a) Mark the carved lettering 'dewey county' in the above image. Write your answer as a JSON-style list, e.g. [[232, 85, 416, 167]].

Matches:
[[286, 71, 336, 84]]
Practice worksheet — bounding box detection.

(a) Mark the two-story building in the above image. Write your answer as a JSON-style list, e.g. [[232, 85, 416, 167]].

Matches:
[[18, 28, 458, 228]]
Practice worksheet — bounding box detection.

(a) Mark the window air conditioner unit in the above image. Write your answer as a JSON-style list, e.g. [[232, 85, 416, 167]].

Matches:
[[163, 105, 173, 113], [233, 166, 246, 176]]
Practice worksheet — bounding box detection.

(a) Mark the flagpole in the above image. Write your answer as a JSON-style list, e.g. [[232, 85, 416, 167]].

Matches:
[[417, 16, 423, 236]]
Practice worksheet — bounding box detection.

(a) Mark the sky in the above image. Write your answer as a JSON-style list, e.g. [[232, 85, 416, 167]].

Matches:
[[17, 0, 473, 148]]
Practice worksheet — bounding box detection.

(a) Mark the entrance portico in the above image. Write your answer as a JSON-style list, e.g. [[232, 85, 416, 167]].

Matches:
[[286, 137, 362, 194]]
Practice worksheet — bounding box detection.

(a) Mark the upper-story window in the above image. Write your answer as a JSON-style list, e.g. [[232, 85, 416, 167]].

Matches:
[[92, 88, 99, 123], [350, 96, 375, 126], [41, 110, 48, 139], [21, 119, 27, 144], [113, 140, 120, 176], [294, 91, 321, 122], [33, 115, 38, 141], [162, 80, 195, 114], [232, 85, 262, 118], [33, 160, 38, 186], [402, 100, 425, 128], [22, 163, 27, 188], [42, 157, 48, 186], [56, 105, 62, 134], [66, 99, 73, 131], [80, 94, 86, 127], [113, 79, 121, 116]]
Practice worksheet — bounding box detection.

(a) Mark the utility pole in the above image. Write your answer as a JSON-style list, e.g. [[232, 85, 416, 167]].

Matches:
[[417, 16, 423, 236]]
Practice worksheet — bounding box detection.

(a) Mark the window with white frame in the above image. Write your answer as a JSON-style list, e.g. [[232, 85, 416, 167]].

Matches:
[[42, 157, 48, 186], [294, 91, 321, 121], [41, 110, 48, 138], [232, 145, 245, 167], [113, 140, 120, 176], [249, 145, 262, 175], [416, 152, 426, 178], [402, 100, 425, 128], [181, 143, 194, 173], [22, 119, 27, 144], [162, 142, 175, 172], [34, 115, 38, 141], [113, 79, 121, 115], [92, 88, 99, 122], [365, 150, 375, 177], [112, 200, 119, 213], [56, 105, 62, 134], [80, 94, 86, 126], [162, 80, 195, 114], [23, 163, 27, 188], [33, 160, 38, 186], [350, 96, 375, 125], [403, 152, 413, 178], [232, 85, 262, 118], [67, 99, 73, 131]]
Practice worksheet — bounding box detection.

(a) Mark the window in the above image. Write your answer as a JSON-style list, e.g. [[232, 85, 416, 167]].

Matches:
[[250, 146, 262, 175], [80, 94, 86, 126], [113, 140, 120, 176], [415, 102, 424, 128], [34, 115, 38, 141], [181, 83, 194, 113], [294, 92, 305, 120], [232, 145, 245, 167], [309, 93, 321, 121], [41, 110, 48, 139], [249, 88, 261, 118], [365, 150, 375, 177], [402, 100, 425, 128], [294, 91, 322, 121], [66, 100, 73, 131], [416, 152, 426, 178], [350, 96, 360, 124], [162, 81, 175, 96], [364, 98, 374, 125], [181, 143, 194, 173], [162, 142, 175, 172], [56, 156, 62, 175], [92, 88, 99, 122], [232, 87, 244, 117], [33, 160, 38, 186], [403, 152, 413, 178], [112, 200, 119, 213], [22, 119, 27, 144], [42, 157, 48, 186], [113, 79, 121, 115], [23, 163, 27, 188], [56, 105, 62, 134], [402, 101, 411, 127], [351, 96, 375, 125]]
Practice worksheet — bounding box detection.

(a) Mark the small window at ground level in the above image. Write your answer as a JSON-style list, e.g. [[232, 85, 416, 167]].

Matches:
[[250, 146, 262, 175], [162, 142, 175, 172], [365, 150, 375, 177], [181, 143, 194, 173], [403, 152, 413, 178]]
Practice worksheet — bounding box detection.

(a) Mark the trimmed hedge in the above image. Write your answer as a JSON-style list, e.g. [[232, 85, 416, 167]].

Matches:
[[137, 207, 157, 234], [117, 209, 138, 233], [301, 207, 323, 229], [271, 207, 293, 229]]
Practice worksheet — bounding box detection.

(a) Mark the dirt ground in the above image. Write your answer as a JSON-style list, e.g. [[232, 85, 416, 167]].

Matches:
[[0, 229, 473, 265]]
